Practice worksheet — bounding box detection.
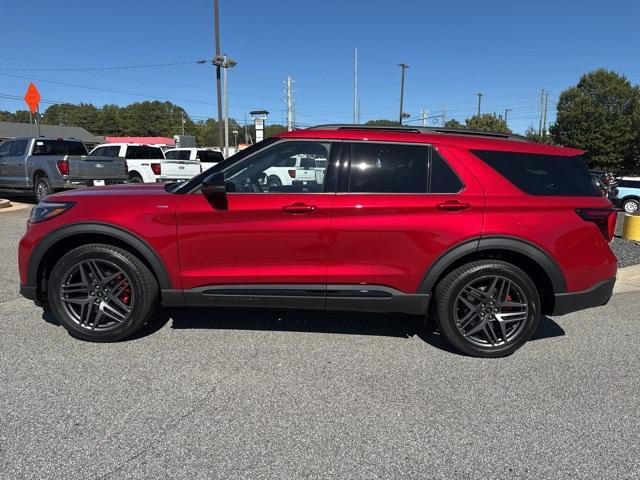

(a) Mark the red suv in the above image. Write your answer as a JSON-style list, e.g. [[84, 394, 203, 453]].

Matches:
[[18, 126, 617, 357]]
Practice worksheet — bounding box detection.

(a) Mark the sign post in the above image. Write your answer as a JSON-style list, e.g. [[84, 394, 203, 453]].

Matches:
[[24, 82, 41, 136]]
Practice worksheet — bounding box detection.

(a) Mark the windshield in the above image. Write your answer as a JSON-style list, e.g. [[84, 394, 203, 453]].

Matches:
[[32, 140, 87, 156], [167, 137, 279, 193]]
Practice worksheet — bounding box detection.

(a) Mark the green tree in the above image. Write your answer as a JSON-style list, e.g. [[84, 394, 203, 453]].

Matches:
[[524, 126, 555, 144], [444, 119, 465, 129], [551, 69, 640, 172], [465, 113, 511, 133], [365, 119, 401, 126]]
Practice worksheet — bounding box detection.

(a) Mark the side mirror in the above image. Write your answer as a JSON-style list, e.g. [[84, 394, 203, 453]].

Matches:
[[201, 171, 228, 210]]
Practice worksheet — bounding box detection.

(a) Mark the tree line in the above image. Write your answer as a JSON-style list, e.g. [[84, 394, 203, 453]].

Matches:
[[0, 101, 286, 147]]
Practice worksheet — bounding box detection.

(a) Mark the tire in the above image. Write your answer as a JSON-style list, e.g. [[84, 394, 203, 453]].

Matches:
[[34, 175, 52, 202], [128, 174, 144, 184], [433, 260, 541, 358], [267, 175, 282, 190], [47, 244, 159, 342], [622, 198, 639, 214]]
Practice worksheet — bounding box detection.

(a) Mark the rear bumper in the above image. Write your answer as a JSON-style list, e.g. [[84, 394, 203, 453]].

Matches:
[[552, 278, 616, 316], [55, 179, 128, 189]]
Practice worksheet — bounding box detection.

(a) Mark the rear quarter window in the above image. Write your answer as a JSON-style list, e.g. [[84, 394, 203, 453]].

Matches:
[[472, 150, 600, 197]]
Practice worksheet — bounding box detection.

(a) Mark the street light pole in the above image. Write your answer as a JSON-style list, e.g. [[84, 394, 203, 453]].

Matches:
[[476, 93, 484, 116], [398, 63, 409, 125], [504, 108, 511, 126], [213, 0, 224, 151]]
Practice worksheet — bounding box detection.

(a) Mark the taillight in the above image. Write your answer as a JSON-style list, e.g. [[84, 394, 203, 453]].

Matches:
[[288, 169, 296, 178], [151, 163, 161, 175], [576, 208, 617, 242], [56, 159, 69, 176]]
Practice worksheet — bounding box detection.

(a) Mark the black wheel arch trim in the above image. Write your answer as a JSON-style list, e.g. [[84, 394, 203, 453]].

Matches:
[[26, 222, 173, 291], [418, 236, 567, 294]]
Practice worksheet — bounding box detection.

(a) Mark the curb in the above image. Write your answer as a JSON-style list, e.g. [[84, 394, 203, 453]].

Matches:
[[0, 200, 32, 214], [614, 264, 640, 294]]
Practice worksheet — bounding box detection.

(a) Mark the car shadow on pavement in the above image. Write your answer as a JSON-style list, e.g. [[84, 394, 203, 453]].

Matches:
[[137, 307, 566, 354]]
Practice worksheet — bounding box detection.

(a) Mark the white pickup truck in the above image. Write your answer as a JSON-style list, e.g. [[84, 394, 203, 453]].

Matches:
[[89, 143, 200, 183], [164, 147, 224, 173]]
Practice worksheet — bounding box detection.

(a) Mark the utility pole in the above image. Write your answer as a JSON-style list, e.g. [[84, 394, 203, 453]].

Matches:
[[180, 112, 185, 135], [504, 108, 511, 126], [286, 75, 294, 131], [398, 63, 409, 125], [213, 0, 223, 151], [542, 91, 549, 136], [244, 113, 249, 144], [442, 104, 447, 126], [223, 54, 230, 157], [420, 108, 427, 127], [538, 89, 545, 136], [353, 47, 358, 124], [476, 93, 484, 116]]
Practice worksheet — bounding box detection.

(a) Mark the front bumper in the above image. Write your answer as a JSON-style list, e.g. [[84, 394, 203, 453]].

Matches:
[[552, 278, 616, 316]]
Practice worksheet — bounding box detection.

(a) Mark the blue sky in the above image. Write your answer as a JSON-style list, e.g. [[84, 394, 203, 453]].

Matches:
[[1, 0, 638, 134]]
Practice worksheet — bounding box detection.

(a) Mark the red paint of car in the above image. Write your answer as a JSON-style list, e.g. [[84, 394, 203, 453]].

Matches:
[[18, 125, 617, 355]]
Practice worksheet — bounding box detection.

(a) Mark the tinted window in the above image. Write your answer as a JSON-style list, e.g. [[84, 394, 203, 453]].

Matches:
[[10, 140, 28, 156], [197, 150, 223, 163], [106, 146, 121, 157], [32, 140, 87, 156], [126, 146, 164, 159], [430, 150, 463, 193], [300, 157, 316, 169], [472, 150, 600, 197], [165, 150, 178, 159], [177, 150, 191, 160], [619, 180, 640, 189], [89, 147, 105, 156], [347, 143, 429, 193], [0, 141, 13, 156]]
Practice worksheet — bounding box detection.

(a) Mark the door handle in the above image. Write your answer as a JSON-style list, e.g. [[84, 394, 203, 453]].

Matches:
[[436, 200, 471, 211], [282, 202, 317, 214]]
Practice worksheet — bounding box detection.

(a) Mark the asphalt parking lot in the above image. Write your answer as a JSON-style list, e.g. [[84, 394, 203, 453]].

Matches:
[[1, 206, 640, 479]]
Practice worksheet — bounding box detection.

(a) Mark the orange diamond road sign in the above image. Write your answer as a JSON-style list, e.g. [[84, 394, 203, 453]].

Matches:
[[24, 82, 41, 113]]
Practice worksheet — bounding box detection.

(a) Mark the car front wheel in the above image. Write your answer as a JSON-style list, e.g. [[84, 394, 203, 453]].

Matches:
[[434, 260, 540, 357], [47, 244, 158, 342], [623, 198, 639, 213]]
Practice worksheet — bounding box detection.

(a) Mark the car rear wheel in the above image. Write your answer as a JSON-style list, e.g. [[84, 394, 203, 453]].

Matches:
[[128, 174, 144, 184], [47, 244, 158, 342], [34, 175, 52, 202], [623, 198, 639, 213], [434, 260, 540, 357]]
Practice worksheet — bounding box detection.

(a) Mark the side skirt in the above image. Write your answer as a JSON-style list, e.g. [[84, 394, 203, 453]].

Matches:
[[161, 284, 430, 315]]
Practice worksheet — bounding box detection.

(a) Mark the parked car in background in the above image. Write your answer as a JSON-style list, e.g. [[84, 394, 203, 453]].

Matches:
[[89, 143, 200, 184], [612, 177, 640, 213], [19, 125, 617, 357], [164, 147, 224, 172], [0, 138, 128, 201], [264, 154, 327, 190]]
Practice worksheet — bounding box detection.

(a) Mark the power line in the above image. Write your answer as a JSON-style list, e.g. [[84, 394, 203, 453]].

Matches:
[[0, 60, 206, 72]]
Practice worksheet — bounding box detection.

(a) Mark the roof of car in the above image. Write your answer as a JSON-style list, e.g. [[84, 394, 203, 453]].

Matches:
[[276, 125, 584, 156]]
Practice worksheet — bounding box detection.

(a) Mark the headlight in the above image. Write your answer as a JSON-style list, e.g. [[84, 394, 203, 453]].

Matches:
[[29, 202, 75, 223]]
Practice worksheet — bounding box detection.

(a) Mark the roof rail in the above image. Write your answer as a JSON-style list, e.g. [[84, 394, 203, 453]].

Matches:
[[306, 124, 532, 142]]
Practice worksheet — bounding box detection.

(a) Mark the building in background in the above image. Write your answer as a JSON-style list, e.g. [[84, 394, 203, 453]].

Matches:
[[0, 121, 102, 149]]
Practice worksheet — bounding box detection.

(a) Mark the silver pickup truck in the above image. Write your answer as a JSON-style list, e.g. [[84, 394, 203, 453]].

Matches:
[[0, 137, 128, 201]]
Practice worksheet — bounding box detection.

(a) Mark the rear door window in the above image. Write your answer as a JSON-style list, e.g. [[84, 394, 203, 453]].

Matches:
[[619, 180, 640, 189], [197, 150, 224, 163], [10, 140, 28, 156], [126, 146, 164, 159], [32, 140, 87, 156], [472, 150, 600, 196]]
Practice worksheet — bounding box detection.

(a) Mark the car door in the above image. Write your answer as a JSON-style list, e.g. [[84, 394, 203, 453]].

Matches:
[[326, 142, 485, 299], [0, 141, 14, 187], [2, 139, 29, 188], [175, 139, 339, 308]]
